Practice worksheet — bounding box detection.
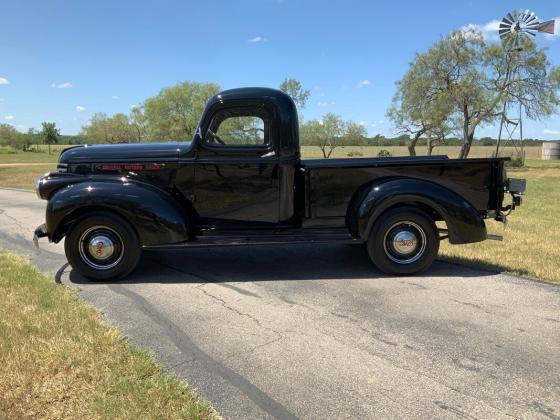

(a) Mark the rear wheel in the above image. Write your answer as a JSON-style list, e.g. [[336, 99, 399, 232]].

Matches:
[[367, 207, 439, 275], [65, 212, 141, 281]]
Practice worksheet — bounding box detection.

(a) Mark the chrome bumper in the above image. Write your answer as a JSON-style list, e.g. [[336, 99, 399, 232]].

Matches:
[[33, 224, 48, 248]]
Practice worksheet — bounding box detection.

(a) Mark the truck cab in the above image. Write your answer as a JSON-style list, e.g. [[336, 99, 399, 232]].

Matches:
[[34, 88, 525, 280]]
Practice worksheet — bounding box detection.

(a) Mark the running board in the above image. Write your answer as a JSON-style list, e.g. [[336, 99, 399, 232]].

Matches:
[[144, 233, 363, 250]]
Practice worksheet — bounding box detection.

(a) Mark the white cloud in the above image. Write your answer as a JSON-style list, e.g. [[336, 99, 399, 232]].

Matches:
[[0, 77, 9, 85], [359, 121, 367, 126], [543, 128, 560, 135], [461, 20, 501, 42], [75, 105, 86, 112], [51, 82, 73, 89], [248, 36, 265, 43], [356, 79, 371, 89], [4, 115, 14, 120], [317, 101, 335, 107], [314, 86, 325, 97], [111, 95, 119, 100]]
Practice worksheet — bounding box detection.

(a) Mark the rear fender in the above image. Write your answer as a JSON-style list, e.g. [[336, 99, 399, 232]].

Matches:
[[348, 177, 486, 244], [46, 179, 189, 245]]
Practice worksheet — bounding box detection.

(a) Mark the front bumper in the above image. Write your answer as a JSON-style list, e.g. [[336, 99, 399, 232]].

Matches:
[[33, 223, 49, 248]]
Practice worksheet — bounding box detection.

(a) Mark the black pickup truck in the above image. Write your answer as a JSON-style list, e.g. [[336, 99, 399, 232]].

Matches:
[[34, 88, 525, 280]]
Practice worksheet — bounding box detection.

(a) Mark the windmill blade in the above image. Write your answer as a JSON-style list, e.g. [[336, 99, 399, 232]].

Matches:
[[538, 19, 556, 34], [520, 10, 532, 22], [502, 15, 514, 25], [506, 12, 516, 23], [524, 14, 538, 25], [525, 22, 541, 30], [500, 22, 512, 31]]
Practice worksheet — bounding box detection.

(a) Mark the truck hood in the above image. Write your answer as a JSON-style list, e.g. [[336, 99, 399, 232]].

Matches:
[[59, 141, 192, 163]]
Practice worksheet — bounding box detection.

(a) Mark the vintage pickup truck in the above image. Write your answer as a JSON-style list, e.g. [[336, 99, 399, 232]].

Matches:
[[34, 88, 525, 280]]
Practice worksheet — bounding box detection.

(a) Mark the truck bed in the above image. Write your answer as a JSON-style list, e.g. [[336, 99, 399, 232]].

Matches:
[[301, 156, 508, 219]]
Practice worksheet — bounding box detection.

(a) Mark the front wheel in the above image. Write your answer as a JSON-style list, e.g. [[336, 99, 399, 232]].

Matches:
[[367, 207, 439, 275], [65, 212, 141, 281]]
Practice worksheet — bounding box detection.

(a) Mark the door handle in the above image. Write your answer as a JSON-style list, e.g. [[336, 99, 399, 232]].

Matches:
[[260, 150, 276, 158]]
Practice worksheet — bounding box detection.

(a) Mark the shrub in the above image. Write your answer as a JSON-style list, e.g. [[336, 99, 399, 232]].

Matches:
[[505, 151, 525, 168], [347, 150, 364, 157], [377, 149, 393, 158]]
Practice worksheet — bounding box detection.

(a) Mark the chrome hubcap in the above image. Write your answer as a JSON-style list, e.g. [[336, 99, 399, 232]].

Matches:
[[78, 226, 124, 270], [392, 230, 418, 255], [383, 221, 427, 265], [88, 235, 115, 261]]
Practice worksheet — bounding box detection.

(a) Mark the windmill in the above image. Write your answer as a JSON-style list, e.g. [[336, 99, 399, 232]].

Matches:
[[494, 10, 556, 161]]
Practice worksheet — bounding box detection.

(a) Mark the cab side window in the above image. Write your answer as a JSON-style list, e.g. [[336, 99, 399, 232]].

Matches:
[[206, 108, 269, 147]]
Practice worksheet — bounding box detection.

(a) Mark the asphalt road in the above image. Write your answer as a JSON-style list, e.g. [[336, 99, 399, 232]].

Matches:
[[1, 187, 560, 419]]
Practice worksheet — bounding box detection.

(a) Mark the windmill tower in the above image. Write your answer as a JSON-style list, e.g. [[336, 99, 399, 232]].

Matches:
[[494, 10, 556, 162]]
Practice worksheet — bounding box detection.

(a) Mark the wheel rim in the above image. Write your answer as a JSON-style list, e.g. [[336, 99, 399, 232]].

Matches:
[[78, 226, 124, 270], [382, 221, 427, 264]]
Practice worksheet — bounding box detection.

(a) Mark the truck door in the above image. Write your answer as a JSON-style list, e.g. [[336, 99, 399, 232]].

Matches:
[[193, 104, 280, 228]]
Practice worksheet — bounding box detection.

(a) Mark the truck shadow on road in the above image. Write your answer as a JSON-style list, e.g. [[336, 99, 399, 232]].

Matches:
[[66, 243, 498, 285]]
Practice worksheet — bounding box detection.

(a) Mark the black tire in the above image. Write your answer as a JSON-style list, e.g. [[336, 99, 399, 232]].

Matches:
[[64, 212, 141, 281], [367, 207, 439, 275]]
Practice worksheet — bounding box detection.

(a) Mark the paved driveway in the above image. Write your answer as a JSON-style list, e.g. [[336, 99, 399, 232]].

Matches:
[[1, 187, 559, 419]]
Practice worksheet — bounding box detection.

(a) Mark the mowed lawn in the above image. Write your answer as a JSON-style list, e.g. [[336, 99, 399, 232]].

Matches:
[[0, 144, 558, 283], [0, 249, 216, 419]]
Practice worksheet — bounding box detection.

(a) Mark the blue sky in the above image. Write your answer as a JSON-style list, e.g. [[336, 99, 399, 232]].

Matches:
[[0, 0, 559, 139]]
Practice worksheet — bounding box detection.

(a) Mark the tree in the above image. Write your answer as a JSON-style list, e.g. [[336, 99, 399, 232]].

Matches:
[[344, 121, 367, 145], [389, 27, 560, 158], [143, 81, 220, 140], [300, 113, 347, 158], [80, 113, 137, 144], [130, 107, 148, 142], [21, 128, 39, 151], [0, 124, 19, 148], [41, 122, 60, 154], [279, 78, 310, 111]]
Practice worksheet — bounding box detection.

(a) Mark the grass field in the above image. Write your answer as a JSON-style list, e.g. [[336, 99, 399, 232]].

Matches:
[[0, 144, 558, 283], [0, 144, 544, 164], [439, 166, 560, 283], [0, 249, 216, 419]]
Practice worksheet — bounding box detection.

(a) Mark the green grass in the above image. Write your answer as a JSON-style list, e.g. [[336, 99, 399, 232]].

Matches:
[[439, 168, 560, 283], [0, 249, 217, 419], [0, 164, 55, 189], [0, 146, 63, 164]]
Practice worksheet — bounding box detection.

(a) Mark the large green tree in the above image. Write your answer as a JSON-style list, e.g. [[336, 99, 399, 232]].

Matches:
[[0, 124, 19, 149], [389, 28, 560, 158], [279, 78, 310, 111], [80, 113, 136, 144], [40, 122, 60, 155], [142, 81, 220, 140]]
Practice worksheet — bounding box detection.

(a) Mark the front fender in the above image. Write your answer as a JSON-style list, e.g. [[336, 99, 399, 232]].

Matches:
[[46, 179, 188, 245], [349, 177, 486, 244]]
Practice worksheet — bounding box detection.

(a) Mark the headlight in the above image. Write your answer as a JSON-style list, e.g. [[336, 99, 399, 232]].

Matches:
[[35, 176, 47, 199]]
